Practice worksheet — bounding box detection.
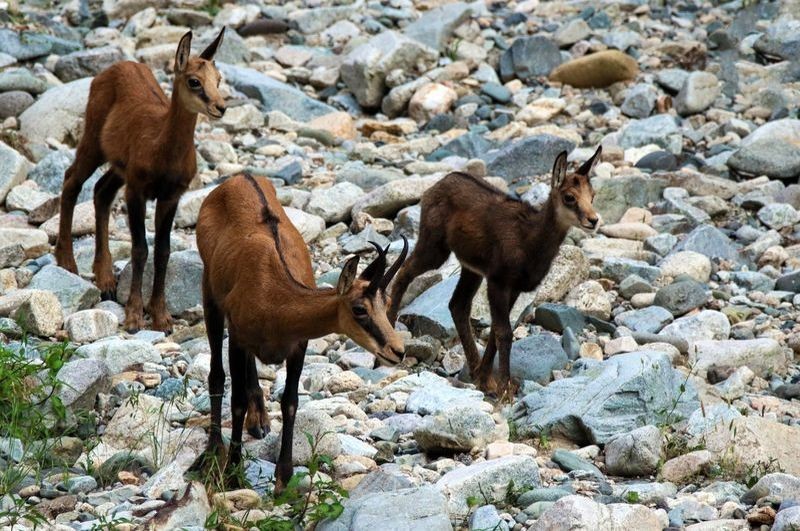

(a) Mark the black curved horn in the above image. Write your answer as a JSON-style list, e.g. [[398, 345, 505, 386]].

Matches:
[[360, 242, 387, 295], [379, 236, 408, 292]]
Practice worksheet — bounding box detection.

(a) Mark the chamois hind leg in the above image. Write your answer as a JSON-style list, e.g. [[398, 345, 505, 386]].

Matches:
[[387, 226, 449, 323], [55, 148, 103, 273], [448, 269, 483, 380], [245, 353, 270, 439], [92, 169, 124, 299], [486, 281, 519, 402], [275, 342, 306, 494], [188, 278, 226, 480], [148, 197, 179, 332], [224, 332, 248, 488], [123, 187, 147, 332]]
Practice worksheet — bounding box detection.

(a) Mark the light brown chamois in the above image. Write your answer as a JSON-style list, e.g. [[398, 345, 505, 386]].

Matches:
[[388, 147, 602, 398], [190, 173, 407, 491], [54, 29, 227, 333]]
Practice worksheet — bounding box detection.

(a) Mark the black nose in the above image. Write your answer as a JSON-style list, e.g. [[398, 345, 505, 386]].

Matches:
[[215, 104, 226, 116], [587, 217, 598, 228]]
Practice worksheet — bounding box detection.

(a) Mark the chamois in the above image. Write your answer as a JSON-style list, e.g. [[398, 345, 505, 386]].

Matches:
[[54, 29, 227, 333], [190, 173, 407, 491], [388, 147, 602, 398]]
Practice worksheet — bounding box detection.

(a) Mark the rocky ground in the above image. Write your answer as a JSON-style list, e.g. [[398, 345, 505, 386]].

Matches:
[[2, 0, 800, 529]]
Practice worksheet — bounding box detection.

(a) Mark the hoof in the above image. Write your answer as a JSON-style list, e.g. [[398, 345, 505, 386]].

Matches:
[[100, 290, 116, 302], [247, 425, 268, 440]]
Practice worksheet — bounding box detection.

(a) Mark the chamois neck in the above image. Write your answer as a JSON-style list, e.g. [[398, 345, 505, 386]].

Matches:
[[277, 285, 342, 341], [163, 90, 198, 152], [533, 197, 571, 253]]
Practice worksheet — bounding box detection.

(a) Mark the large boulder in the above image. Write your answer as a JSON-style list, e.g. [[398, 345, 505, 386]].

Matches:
[[688, 338, 787, 379], [19, 78, 92, 146], [511, 351, 698, 444], [117, 250, 202, 316], [483, 135, 575, 182], [341, 31, 438, 108], [532, 495, 664, 531], [218, 63, 336, 121], [414, 406, 498, 453]]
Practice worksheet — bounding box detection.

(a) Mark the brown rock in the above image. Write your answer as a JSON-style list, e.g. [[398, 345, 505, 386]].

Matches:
[[37, 495, 77, 519], [308, 111, 357, 141], [549, 50, 639, 89], [660, 450, 714, 484]]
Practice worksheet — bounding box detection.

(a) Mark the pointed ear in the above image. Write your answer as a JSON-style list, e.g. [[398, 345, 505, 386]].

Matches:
[[175, 31, 192, 73], [200, 27, 225, 61], [337, 256, 360, 295], [551, 151, 568, 190], [577, 146, 602, 176]]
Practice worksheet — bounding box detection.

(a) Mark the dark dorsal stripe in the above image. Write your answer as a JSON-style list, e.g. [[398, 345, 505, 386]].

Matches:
[[242, 173, 315, 291]]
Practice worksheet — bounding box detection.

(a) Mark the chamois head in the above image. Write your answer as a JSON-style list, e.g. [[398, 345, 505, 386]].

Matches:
[[551, 146, 602, 232], [335, 237, 409, 365], [173, 29, 227, 119]]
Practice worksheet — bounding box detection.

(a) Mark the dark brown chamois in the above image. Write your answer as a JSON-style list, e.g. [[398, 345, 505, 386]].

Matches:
[[388, 147, 602, 398], [190, 173, 407, 492], [54, 29, 227, 332]]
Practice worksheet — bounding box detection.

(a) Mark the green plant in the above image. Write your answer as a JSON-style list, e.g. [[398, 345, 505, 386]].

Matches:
[[625, 491, 640, 503], [201, 0, 222, 16], [0, 340, 75, 527], [445, 39, 462, 61]]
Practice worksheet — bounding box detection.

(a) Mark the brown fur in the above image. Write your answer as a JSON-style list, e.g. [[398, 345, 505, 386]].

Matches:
[[54, 29, 227, 333], [388, 147, 602, 398], [190, 173, 407, 492]]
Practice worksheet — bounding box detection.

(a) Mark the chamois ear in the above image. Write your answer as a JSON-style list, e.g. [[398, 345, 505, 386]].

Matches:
[[551, 151, 568, 190], [175, 31, 192, 73], [577, 145, 603, 176], [337, 256, 360, 295], [200, 27, 225, 61]]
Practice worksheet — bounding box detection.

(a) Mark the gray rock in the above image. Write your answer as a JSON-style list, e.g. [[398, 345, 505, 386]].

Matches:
[[175, 186, 217, 228], [512, 351, 698, 444], [604, 425, 663, 477], [729, 139, 800, 180], [433, 132, 495, 161], [483, 134, 575, 182], [552, 448, 603, 477], [414, 406, 497, 453], [9, 290, 63, 337], [404, 2, 476, 51], [0, 90, 34, 119], [219, 63, 336, 121], [55, 357, 110, 409], [555, 19, 591, 47], [653, 279, 707, 317], [505, 333, 568, 384], [592, 175, 667, 224], [656, 68, 689, 93], [618, 275, 655, 299], [621, 84, 658, 119], [659, 310, 730, 345], [689, 338, 786, 380], [76, 338, 161, 374], [611, 482, 678, 505], [0, 69, 48, 94], [470, 505, 508, 531], [54, 46, 124, 82], [500, 36, 562, 82], [350, 175, 439, 219], [534, 303, 588, 334], [437, 455, 541, 516], [28, 265, 100, 317], [319, 485, 451, 531], [743, 473, 800, 504], [19, 78, 93, 146], [0, 141, 31, 204], [0, 29, 53, 60], [754, 19, 800, 61], [604, 30, 642, 51], [619, 114, 680, 151], [776, 271, 800, 292], [117, 250, 202, 316], [601, 257, 661, 283], [64, 309, 118, 343], [774, 506, 800, 531], [758, 203, 799, 230], [306, 182, 364, 223], [341, 31, 438, 108], [336, 161, 405, 190], [398, 275, 458, 340], [728, 271, 775, 292], [635, 151, 678, 172], [614, 306, 673, 334], [672, 225, 745, 266], [289, 3, 356, 34], [533, 495, 663, 530], [675, 72, 719, 116]]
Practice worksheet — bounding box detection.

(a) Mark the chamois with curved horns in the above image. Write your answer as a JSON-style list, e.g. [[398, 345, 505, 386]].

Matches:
[[388, 147, 602, 398], [54, 28, 227, 333], [190, 173, 408, 491]]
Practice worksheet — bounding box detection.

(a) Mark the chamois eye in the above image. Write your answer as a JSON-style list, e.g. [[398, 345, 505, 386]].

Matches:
[[352, 305, 368, 318], [188, 78, 201, 89], [564, 194, 576, 205]]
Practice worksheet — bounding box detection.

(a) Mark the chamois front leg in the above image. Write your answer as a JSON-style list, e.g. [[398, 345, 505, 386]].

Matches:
[[56, 154, 102, 273], [275, 343, 306, 494], [225, 333, 248, 489], [188, 280, 226, 479], [123, 188, 148, 332], [448, 269, 484, 378], [476, 289, 520, 396], [148, 197, 179, 332], [245, 352, 270, 439], [487, 281, 519, 401], [92, 169, 124, 298]]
